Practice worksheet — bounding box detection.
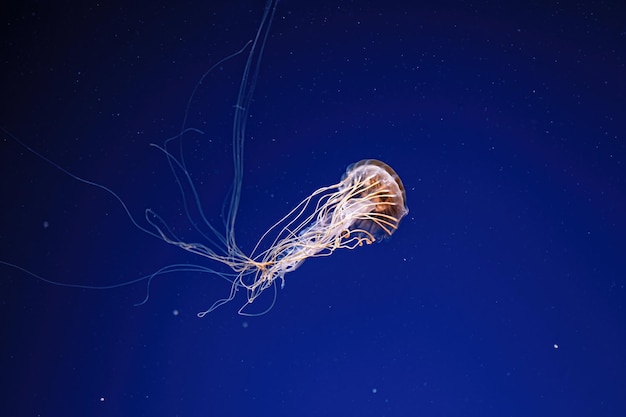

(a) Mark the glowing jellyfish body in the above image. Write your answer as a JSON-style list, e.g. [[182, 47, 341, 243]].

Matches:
[[1, 0, 408, 316], [223, 159, 407, 315], [153, 158, 408, 316]]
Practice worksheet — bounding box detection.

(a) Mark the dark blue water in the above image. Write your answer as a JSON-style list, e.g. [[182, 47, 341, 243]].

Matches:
[[1, 1, 624, 416]]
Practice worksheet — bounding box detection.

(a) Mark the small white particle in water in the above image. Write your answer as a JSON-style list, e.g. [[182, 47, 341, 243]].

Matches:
[[553, 343, 559, 349], [99, 397, 105, 402], [242, 321, 249, 328], [172, 309, 179, 316], [372, 388, 377, 394], [43, 221, 49, 229]]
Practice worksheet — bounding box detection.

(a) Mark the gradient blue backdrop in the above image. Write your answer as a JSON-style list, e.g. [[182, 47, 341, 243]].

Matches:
[[1, 1, 624, 416]]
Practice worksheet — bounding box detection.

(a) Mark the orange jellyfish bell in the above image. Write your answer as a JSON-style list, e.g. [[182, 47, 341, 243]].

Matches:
[[339, 159, 408, 244]]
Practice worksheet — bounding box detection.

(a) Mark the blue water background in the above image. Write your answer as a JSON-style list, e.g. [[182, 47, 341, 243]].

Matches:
[[1, 1, 624, 416]]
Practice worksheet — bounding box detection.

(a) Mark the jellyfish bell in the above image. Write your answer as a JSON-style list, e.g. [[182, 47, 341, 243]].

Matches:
[[338, 159, 408, 244]]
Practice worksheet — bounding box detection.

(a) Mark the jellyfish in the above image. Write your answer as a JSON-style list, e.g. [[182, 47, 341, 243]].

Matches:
[[151, 158, 408, 316], [1, 0, 408, 316]]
